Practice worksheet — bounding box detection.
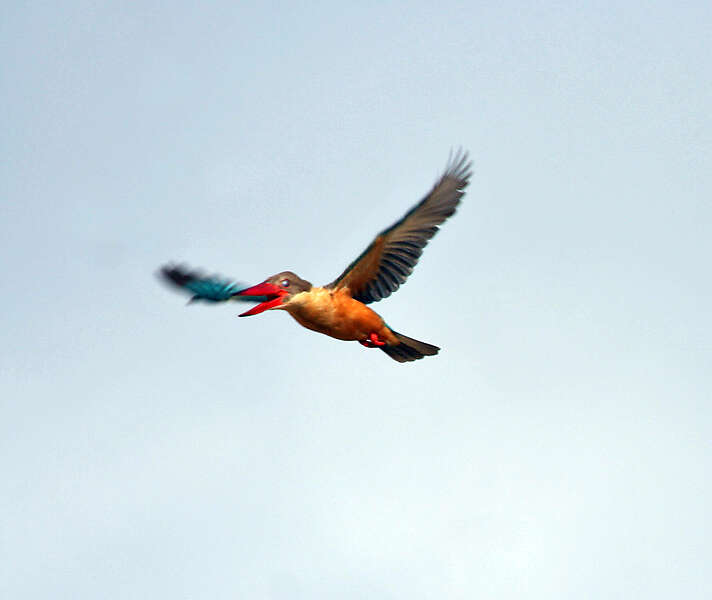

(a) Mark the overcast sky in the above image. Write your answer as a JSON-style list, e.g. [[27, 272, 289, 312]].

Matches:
[[2, 2, 711, 599]]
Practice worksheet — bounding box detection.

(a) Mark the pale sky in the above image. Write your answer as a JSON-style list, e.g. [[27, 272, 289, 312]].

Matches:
[[2, 2, 711, 599]]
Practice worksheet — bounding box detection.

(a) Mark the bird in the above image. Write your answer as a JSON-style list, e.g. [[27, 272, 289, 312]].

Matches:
[[160, 151, 471, 362]]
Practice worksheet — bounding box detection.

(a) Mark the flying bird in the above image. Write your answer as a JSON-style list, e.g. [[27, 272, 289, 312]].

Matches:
[[160, 151, 471, 362]]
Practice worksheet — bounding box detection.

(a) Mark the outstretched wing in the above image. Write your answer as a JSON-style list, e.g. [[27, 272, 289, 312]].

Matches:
[[159, 264, 266, 303], [327, 150, 472, 304]]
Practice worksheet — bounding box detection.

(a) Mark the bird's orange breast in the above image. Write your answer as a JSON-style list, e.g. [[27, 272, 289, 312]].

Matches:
[[282, 287, 395, 342]]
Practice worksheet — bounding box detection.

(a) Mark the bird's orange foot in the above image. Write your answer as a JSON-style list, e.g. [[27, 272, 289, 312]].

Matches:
[[359, 332, 387, 348]]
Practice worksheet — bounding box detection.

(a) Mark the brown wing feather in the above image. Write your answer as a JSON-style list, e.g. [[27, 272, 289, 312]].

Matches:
[[328, 150, 472, 304]]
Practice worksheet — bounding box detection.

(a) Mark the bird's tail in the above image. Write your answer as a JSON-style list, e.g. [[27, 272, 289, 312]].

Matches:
[[381, 331, 440, 363]]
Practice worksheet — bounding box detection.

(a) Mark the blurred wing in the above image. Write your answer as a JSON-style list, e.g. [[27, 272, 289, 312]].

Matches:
[[327, 150, 472, 304], [159, 264, 266, 303]]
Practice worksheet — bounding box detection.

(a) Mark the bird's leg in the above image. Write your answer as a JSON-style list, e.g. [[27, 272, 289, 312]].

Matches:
[[359, 333, 387, 348], [370, 332, 386, 346]]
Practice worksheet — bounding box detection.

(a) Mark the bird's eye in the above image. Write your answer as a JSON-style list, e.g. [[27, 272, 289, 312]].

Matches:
[[281, 279, 290, 287]]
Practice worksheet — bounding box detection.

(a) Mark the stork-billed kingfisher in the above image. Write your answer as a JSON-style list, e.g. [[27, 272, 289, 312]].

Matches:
[[160, 151, 472, 362]]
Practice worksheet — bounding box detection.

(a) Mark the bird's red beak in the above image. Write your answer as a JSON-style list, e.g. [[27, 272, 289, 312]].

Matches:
[[235, 282, 288, 317]]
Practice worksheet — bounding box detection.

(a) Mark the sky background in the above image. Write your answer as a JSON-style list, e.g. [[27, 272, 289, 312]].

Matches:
[[2, 2, 711, 598]]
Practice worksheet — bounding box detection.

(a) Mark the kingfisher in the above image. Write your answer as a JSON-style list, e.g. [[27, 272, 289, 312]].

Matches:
[[160, 151, 471, 362]]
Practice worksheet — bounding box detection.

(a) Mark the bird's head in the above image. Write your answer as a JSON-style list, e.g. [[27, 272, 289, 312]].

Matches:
[[235, 271, 312, 316]]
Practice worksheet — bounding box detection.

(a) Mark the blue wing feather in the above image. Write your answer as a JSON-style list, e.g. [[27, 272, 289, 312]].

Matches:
[[183, 278, 239, 301], [159, 264, 266, 303]]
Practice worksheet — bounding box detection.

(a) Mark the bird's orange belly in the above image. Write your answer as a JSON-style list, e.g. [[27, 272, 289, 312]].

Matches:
[[285, 288, 393, 342]]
